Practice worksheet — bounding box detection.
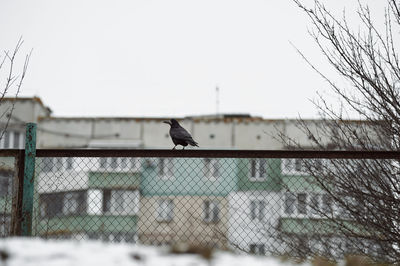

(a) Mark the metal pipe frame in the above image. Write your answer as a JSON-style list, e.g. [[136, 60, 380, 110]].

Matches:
[[1, 149, 400, 159]]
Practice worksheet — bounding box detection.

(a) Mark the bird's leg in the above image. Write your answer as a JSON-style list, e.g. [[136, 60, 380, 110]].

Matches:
[[182, 146, 185, 150], [172, 145, 176, 150]]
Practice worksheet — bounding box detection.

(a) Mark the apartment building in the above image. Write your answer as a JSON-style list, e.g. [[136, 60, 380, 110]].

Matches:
[[0, 97, 378, 258]]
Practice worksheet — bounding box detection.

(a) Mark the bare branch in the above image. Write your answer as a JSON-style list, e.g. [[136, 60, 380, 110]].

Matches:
[[0, 38, 32, 141], [279, 0, 400, 262]]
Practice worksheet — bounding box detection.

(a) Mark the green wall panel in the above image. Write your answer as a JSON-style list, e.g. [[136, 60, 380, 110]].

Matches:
[[140, 158, 238, 196], [89, 172, 140, 189], [237, 158, 282, 191], [38, 215, 138, 235]]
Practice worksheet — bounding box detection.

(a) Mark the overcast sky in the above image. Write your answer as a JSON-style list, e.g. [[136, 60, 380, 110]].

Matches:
[[0, 0, 386, 118]]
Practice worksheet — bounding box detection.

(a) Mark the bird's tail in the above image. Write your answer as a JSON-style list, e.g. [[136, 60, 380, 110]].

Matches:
[[189, 140, 199, 147]]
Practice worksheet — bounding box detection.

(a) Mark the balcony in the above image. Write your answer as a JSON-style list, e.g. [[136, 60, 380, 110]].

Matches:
[[88, 171, 140, 189], [37, 214, 138, 236]]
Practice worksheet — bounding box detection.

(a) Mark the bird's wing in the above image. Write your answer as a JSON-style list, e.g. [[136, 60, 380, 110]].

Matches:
[[171, 127, 193, 140], [171, 127, 199, 146]]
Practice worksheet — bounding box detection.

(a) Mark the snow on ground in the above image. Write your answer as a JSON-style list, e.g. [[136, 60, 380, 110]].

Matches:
[[0, 238, 310, 266]]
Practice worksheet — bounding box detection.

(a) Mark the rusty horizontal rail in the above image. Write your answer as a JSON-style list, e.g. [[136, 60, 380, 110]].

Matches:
[[2, 149, 400, 159], [0, 149, 21, 157], [27, 149, 400, 159]]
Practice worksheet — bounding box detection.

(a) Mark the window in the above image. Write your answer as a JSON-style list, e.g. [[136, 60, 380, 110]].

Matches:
[[42, 157, 54, 172], [283, 192, 339, 218], [120, 158, 128, 169], [336, 195, 355, 219], [42, 158, 74, 172], [250, 200, 265, 221], [110, 157, 118, 169], [40, 201, 47, 218], [99, 157, 139, 172], [103, 189, 139, 215], [293, 158, 311, 174], [13, 132, 20, 148], [0, 131, 24, 149], [3, 132, 10, 148], [66, 157, 74, 170], [314, 159, 323, 171], [40, 193, 64, 218], [100, 158, 108, 169], [0, 171, 12, 197], [249, 159, 268, 181], [55, 157, 64, 171], [249, 244, 265, 255], [282, 159, 324, 175], [322, 194, 333, 214], [159, 158, 174, 180], [297, 193, 307, 215], [157, 199, 174, 222], [129, 157, 139, 171], [309, 193, 321, 215], [284, 193, 296, 215], [63, 192, 79, 214], [62, 191, 85, 216], [0, 214, 10, 237], [112, 190, 125, 214], [203, 200, 219, 223], [203, 159, 219, 180], [103, 190, 111, 213], [294, 159, 303, 172]]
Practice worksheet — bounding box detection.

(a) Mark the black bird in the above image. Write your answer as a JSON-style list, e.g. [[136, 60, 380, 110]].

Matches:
[[163, 119, 199, 150]]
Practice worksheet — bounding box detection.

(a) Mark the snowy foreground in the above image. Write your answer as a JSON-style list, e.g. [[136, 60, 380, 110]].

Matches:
[[0, 238, 310, 266]]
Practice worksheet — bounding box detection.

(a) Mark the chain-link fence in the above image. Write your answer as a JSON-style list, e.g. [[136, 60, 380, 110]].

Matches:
[[0, 151, 23, 238], [0, 157, 14, 237], [1, 150, 400, 261]]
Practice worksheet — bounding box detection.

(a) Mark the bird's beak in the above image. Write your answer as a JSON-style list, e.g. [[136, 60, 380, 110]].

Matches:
[[163, 121, 171, 125]]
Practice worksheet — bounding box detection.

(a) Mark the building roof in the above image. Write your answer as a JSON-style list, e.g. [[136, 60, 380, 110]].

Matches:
[[2, 96, 52, 114], [37, 116, 289, 123], [37, 115, 373, 125], [9, 96, 375, 125]]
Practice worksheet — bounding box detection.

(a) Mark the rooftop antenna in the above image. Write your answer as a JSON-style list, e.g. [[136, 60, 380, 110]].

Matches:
[[216, 85, 220, 116]]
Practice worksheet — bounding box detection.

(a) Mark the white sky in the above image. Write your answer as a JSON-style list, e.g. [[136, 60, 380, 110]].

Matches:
[[0, 0, 386, 118]]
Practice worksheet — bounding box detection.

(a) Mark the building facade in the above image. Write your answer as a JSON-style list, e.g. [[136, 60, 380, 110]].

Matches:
[[138, 157, 237, 248], [0, 97, 376, 258]]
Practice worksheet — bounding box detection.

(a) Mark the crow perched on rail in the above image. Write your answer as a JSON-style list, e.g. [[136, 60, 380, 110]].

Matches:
[[163, 119, 199, 150]]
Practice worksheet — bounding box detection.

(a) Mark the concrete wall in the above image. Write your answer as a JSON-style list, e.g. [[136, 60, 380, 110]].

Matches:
[[235, 120, 285, 149], [35, 118, 340, 149], [38, 119, 93, 148], [193, 121, 233, 149], [0, 98, 50, 125], [0, 97, 373, 151], [142, 120, 172, 148], [284, 120, 333, 147], [35, 118, 308, 149]]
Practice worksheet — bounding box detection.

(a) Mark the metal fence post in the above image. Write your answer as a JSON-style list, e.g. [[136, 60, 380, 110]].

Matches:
[[10, 150, 25, 236], [20, 123, 37, 236]]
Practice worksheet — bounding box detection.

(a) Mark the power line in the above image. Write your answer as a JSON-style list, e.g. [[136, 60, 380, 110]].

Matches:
[[6, 115, 119, 139]]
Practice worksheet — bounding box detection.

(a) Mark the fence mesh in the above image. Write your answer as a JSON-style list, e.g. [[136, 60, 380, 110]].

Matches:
[[0, 156, 16, 237], [1, 154, 394, 261]]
